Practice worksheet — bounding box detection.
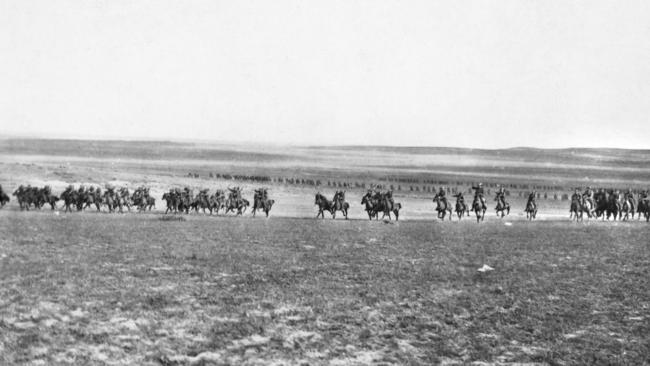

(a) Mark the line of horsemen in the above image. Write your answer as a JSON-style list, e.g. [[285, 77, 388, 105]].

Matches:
[[7, 184, 155, 213], [1, 183, 648, 221], [162, 186, 275, 217], [569, 186, 649, 221]]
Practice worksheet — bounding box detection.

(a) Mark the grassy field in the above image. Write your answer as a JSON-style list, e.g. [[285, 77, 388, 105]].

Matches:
[[0, 211, 648, 365]]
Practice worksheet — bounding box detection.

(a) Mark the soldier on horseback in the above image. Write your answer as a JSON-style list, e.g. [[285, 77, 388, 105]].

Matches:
[[471, 183, 487, 210], [583, 186, 595, 208], [435, 187, 449, 207], [495, 186, 507, 207], [254, 188, 267, 201], [453, 192, 465, 205], [571, 188, 580, 202], [527, 190, 536, 207], [624, 188, 636, 213]]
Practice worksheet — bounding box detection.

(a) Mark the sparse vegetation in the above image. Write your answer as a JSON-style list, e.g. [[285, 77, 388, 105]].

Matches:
[[0, 212, 647, 365]]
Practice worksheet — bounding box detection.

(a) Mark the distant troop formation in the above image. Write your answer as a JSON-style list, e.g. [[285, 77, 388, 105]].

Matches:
[[569, 186, 649, 222], [1, 182, 648, 222]]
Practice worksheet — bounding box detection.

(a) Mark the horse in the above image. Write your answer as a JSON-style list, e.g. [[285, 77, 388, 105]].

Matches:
[[524, 200, 537, 220], [471, 197, 486, 223], [192, 194, 212, 214], [454, 197, 469, 220], [46, 195, 60, 210], [638, 199, 650, 222], [252, 198, 275, 217], [605, 192, 621, 220], [61, 190, 79, 213], [433, 194, 452, 221], [0, 191, 9, 208], [494, 197, 510, 218], [209, 192, 226, 215], [83, 192, 102, 212], [162, 193, 178, 214], [620, 196, 635, 221], [225, 198, 248, 215], [361, 194, 376, 220], [570, 197, 594, 221], [314, 192, 333, 219], [331, 191, 349, 219]]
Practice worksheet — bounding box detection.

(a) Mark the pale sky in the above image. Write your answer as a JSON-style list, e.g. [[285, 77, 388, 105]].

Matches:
[[1, 0, 649, 148]]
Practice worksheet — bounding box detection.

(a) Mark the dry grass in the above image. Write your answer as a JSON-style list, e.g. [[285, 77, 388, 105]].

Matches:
[[0, 211, 648, 365]]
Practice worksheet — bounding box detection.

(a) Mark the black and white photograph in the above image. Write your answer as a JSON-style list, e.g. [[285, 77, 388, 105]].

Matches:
[[0, 1, 648, 365]]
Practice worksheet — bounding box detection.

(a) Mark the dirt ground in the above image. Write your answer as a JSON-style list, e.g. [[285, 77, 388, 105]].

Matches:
[[0, 212, 648, 365]]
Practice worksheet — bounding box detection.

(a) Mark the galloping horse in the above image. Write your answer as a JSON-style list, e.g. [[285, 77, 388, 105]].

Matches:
[[361, 194, 376, 220], [62, 190, 79, 213], [637, 198, 650, 222], [620, 195, 635, 221], [0, 191, 9, 208], [225, 198, 248, 215], [494, 197, 510, 218], [162, 192, 177, 214], [471, 197, 486, 223], [524, 200, 537, 220], [432, 194, 452, 220], [570, 196, 594, 221], [331, 191, 349, 219], [605, 192, 621, 220], [454, 197, 469, 220], [314, 192, 333, 219], [83, 192, 102, 212], [252, 198, 274, 217]]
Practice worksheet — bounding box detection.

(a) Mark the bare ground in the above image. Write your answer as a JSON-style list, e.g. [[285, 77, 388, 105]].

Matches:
[[1, 211, 648, 365]]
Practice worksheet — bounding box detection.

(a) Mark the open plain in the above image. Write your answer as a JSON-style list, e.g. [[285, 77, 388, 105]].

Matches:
[[0, 138, 649, 365]]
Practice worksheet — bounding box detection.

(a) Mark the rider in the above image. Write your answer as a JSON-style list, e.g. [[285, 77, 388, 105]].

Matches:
[[571, 188, 580, 202], [495, 185, 506, 207], [452, 192, 465, 210], [436, 187, 448, 207], [582, 186, 595, 207], [527, 190, 536, 207], [471, 183, 487, 210], [624, 188, 635, 212]]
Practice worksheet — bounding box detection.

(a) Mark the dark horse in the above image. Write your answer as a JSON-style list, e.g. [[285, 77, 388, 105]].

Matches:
[[494, 197, 510, 218], [331, 191, 349, 219], [471, 196, 486, 223], [525, 200, 537, 220], [454, 197, 469, 220], [314, 192, 333, 219], [361, 194, 376, 220], [433, 194, 452, 221], [252, 198, 275, 217], [0, 192, 9, 208]]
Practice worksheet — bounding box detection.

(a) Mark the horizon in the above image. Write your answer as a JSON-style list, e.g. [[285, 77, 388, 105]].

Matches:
[[2, 132, 649, 152]]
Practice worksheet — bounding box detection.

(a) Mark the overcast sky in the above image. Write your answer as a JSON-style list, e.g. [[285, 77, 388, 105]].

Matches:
[[1, 0, 649, 148]]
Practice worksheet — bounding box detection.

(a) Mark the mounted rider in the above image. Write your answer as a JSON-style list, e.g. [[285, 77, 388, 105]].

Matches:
[[471, 183, 487, 210], [436, 187, 448, 207], [254, 188, 267, 201], [495, 185, 507, 207], [571, 188, 580, 202], [624, 188, 636, 212], [582, 186, 595, 207], [527, 190, 536, 207], [453, 191, 465, 204]]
